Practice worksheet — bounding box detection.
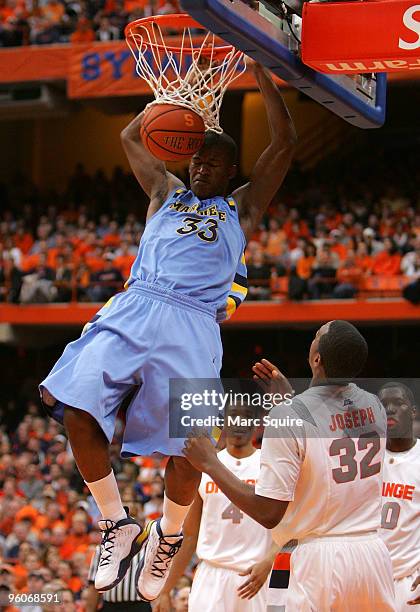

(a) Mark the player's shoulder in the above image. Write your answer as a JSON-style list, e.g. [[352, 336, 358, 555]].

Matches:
[[385, 440, 420, 470], [400, 439, 420, 461], [217, 447, 229, 459], [164, 184, 189, 201]]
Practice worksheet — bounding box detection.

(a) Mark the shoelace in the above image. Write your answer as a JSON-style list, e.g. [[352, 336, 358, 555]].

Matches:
[[150, 537, 182, 579], [98, 520, 120, 568]]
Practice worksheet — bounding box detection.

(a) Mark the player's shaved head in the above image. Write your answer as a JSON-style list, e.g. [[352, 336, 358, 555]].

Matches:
[[314, 320, 368, 379], [200, 131, 238, 165]]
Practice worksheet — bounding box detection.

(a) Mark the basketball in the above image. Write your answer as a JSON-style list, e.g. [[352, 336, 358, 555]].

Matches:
[[140, 104, 205, 162]]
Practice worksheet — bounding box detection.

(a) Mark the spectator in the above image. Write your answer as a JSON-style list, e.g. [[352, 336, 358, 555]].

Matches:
[[288, 266, 307, 301], [57, 588, 77, 612], [29, 8, 61, 44], [113, 241, 135, 280], [307, 246, 337, 299], [19, 464, 44, 500], [74, 263, 91, 301], [247, 249, 272, 301], [69, 17, 95, 43], [401, 238, 420, 276], [289, 237, 307, 266], [40, 0, 65, 28], [20, 254, 56, 304], [296, 242, 316, 280], [59, 512, 90, 560], [355, 241, 374, 275], [0, 564, 18, 612], [260, 218, 287, 264], [56, 561, 83, 594], [96, 16, 119, 40], [22, 572, 46, 612], [86, 254, 123, 302], [172, 585, 190, 612], [333, 249, 363, 299], [328, 229, 348, 261], [363, 228, 385, 255], [0, 256, 22, 303], [371, 237, 402, 276], [54, 255, 73, 302]]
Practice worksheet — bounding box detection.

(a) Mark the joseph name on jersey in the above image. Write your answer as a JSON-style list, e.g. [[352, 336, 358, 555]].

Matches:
[[380, 439, 420, 579], [256, 383, 387, 548], [197, 448, 272, 571], [126, 188, 248, 321]]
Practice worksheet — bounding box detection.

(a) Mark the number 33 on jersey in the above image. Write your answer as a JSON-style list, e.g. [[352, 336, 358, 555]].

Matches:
[[126, 188, 248, 322]]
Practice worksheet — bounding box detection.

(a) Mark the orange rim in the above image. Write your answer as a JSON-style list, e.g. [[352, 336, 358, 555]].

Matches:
[[124, 13, 234, 56]]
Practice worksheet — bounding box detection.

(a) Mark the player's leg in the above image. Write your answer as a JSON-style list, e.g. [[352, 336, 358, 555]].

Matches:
[[190, 564, 256, 611], [64, 405, 144, 590], [287, 536, 396, 612], [162, 455, 201, 530], [40, 292, 152, 591], [128, 296, 223, 602]]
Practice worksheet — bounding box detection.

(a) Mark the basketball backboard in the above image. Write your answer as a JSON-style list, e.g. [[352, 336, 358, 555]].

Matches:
[[180, 0, 387, 128]]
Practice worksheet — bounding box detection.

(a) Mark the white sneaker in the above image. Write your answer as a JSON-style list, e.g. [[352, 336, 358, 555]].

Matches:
[[136, 519, 183, 602], [95, 507, 147, 592]]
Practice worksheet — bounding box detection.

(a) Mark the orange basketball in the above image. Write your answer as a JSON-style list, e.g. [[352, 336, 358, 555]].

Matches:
[[140, 104, 205, 162]]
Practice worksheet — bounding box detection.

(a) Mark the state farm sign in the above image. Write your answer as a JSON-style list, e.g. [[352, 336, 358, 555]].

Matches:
[[302, 0, 420, 74]]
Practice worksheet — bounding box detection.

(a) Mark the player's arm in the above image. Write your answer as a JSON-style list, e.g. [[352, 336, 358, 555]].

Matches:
[[238, 541, 279, 600], [85, 584, 101, 612], [154, 494, 203, 612], [233, 63, 297, 241], [183, 436, 288, 529], [121, 110, 185, 220], [408, 575, 420, 605]]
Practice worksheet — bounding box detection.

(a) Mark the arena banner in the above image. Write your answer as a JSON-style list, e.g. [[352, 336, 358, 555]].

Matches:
[[67, 41, 260, 99], [0, 45, 69, 83], [302, 0, 420, 74], [0, 40, 417, 91]]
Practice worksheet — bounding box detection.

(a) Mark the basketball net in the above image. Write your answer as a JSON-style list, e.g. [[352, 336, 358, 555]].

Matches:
[[125, 15, 246, 133]]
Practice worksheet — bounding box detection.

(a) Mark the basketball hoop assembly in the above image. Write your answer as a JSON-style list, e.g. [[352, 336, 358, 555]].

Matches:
[[125, 14, 246, 133], [181, 0, 387, 128]]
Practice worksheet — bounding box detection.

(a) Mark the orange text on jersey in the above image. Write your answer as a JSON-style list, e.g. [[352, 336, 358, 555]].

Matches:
[[205, 479, 256, 494], [382, 481, 415, 501], [329, 407, 375, 432]]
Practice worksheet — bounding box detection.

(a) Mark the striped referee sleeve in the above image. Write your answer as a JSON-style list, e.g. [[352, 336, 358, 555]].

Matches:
[[88, 545, 101, 583]]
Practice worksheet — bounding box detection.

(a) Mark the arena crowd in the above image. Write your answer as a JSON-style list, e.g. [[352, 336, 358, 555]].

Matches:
[[0, 0, 181, 47], [0, 399, 193, 611], [0, 160, 419, 304]]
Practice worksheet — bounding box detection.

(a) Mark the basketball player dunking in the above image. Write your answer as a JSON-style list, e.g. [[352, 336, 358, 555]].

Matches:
[[379, 382, 420, 611], [156, 403, 277, 612], [183, 320, 396, 611], [39, 61, 296, 603]]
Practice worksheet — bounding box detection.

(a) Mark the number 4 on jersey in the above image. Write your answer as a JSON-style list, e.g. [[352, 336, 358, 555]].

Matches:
[[222, 502, 243, 524]]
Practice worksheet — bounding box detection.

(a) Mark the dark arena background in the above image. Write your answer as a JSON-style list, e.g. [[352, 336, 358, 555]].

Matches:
[[0, 0, 420, 610]]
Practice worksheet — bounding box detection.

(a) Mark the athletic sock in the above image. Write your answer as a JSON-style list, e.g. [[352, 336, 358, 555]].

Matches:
[[159, 494, 191, 536], [85, 470, 127, 523]]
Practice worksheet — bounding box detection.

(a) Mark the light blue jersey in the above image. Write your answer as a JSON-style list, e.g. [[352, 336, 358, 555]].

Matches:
[[40, 186, 248, 457], [127, 187, 248, 322]]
